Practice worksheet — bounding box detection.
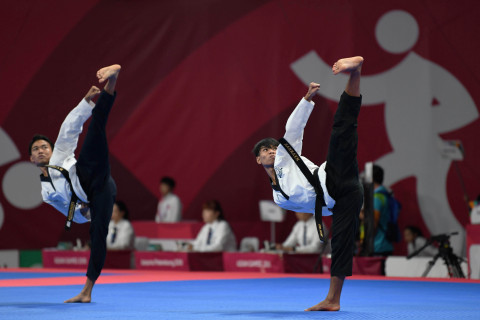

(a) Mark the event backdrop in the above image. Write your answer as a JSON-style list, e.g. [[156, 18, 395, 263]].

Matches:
[[1, 0, 479, 255]]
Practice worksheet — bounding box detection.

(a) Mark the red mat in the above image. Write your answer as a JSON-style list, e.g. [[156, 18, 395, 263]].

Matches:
[[1, 268, 478, 287]]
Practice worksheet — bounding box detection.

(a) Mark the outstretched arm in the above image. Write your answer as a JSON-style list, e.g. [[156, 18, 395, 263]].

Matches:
[[49, 87, 100, 166], [283, 83, 319, 154], [429, 62, 478, 133]]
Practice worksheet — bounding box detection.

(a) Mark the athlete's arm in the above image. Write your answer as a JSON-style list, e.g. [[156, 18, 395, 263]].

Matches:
[[49, 88, 98, 166], [283, 83, 318, 154]]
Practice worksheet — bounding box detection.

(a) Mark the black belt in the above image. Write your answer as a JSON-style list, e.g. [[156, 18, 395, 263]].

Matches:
[[42, 165, 78, 231], [278, 138, 327, 242]]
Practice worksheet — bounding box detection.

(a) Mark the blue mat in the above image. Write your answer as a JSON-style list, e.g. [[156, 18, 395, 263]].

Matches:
[[1, 278, 479, 319]]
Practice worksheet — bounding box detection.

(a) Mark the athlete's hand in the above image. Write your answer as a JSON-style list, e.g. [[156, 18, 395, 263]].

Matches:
[[304, 82, 320, 102], [84, 86, 101, 103], [79, 203, 90, 220]]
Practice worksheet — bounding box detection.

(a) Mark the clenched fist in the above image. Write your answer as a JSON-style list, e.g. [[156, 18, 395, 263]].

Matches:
[[85, 86, 101, 103], [304, 82, 320, 102]]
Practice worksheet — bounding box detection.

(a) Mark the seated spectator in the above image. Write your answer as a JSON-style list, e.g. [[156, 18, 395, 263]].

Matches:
[[404, 225, 436, 257], [188, 200, 236, 252], [107, 201, 135, 250], [276, 212, 325, 253], [155, 176, 182, 223]]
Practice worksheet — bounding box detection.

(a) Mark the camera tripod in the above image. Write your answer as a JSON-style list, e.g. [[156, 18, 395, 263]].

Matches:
[[407, 232, 465, 278]]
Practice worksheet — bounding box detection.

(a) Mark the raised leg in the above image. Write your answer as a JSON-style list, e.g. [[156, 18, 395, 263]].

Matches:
[[325, 57, 364, 193], [76, 65, 120, 195], [307, 57, 364, 312]]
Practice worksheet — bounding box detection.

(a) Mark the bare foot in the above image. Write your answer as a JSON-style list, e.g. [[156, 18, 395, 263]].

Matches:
[[305, 300, 340, 311], [332, 56, 363, 75], [64, 292, 91, 303], [96, 64, 121, 83]]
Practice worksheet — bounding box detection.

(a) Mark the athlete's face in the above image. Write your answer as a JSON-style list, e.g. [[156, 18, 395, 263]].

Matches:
[[256, 145, 277, 167], [30, 139, 52, 167]]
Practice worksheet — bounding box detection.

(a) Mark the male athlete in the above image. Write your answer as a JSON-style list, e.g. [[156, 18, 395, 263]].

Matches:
[[29, 64, 121, 303], [253, 56, 364, 311]]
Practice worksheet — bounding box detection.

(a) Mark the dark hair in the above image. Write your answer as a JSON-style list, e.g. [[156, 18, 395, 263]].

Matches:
[[29, 134, 54, 156], [252, 137, 279, 157], [202, 200, 225, 221], [160, 176, 176, 190], [404, 225, 422, 237], [372, 164, 384, 185], [114, 200, 130, 220]]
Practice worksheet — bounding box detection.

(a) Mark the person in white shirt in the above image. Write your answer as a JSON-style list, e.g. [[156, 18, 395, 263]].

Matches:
[[155, 176, 182, 222], [404, 226, 436, 257], [277, 212, 324, 253], [107, 201, 135, 250], [29, 64, 121, 303], [253, 57, 364, 311], [188, 200, 237, 252]]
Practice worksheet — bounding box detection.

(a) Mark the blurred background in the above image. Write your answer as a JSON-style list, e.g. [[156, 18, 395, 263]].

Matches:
[[1, 0, 479, 272]]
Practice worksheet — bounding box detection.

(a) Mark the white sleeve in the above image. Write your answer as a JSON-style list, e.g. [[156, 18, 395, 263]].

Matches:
[[423, 244, 437, 257], [283, 98, 315, 155], [283, 223, 299, 248], [49, 99, 94, 166], [417, 237, 437, 257], [407, 242, 415, 256], [192, 225, 207, 251], [166, 196, 182, 222], [108, 222, 134, 250], [296, 234, 321, 253], [174, 199, 182, 221], [155, 201, 161, 223]]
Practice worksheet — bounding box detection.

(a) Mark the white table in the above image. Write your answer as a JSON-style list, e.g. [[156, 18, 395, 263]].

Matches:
[[386, 256, 468, 278]]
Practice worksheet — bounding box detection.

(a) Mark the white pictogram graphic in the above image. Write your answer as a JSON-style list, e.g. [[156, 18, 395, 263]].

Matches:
[[0, 128, 43, 230], [290, 10, 478, 255]]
